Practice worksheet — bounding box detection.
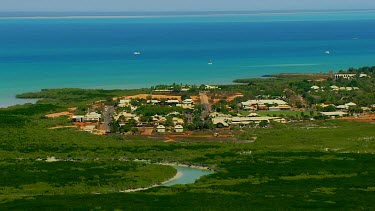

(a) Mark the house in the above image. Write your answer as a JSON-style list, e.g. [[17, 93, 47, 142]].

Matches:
[[320, 111, 348, 118], [212, 116, 231, 127], [172, 117, 184, 126], [154, 89, 173, 93], [230, 116, 284, 125], [359, 73, 369, 78], [335, 74, 356, 79], [72, 115, 85, 122], [311, 86, 320, 90], [336, 105, 347, 110], [152, 115, 167, 124], [147, 100, 161, 105], [115, 112, 136, 121], [118, 99, 131, 107], [166, 99, 180, 105], [83, 112, 101, 122], [156, 125, 166, 133], [330, 85, 339, 91], [205, 85, 219, 90], [269, 105, 292, 111], [241, 99, 288, 108], [174, 125, 184, 133], [182, 99, 194, 105], [334, 102, 356, 110], [241, 104, 257, 111], [362, 107, 371, 111], [177, 104, 194, 109]]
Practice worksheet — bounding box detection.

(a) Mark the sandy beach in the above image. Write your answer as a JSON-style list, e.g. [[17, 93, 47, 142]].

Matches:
[[120, 171, 183, 193]]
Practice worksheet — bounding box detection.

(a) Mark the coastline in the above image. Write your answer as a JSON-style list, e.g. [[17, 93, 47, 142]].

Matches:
[[119, 162, 214, 193], [120, 171, 183, 193], [154, 162, 213, 171]]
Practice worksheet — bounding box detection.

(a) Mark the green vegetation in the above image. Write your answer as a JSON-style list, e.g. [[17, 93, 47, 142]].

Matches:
[[1, 100, 375, 209], [136, 105, 184, 116], [231, 66, 375, 108], [16, 88, 150, 107], [0, 160, 176, 203], [2, 66, 375, 209]]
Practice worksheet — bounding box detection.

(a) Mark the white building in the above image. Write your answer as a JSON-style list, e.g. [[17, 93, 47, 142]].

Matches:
[[320, 111, 348, 118], [335, 74, 356, 79], [269, 105, 292, 111], [166, 100, 180, 105], [182, 99, 194, 105], [115, 112, 136, 121], [174, 125, 184, 133], [118, 99, 131, 107], [84, 112, 102, 122], [330, 85, 339, 91], [241, 99, 288, 107], [205, 85, 220, 90], [147, 100, 161, 105], [212, 116, 231, 127], [172, 117, 184, 126], [156, 125, 166, 133], [311, 86, 320, 90], [72, 115, 85, 122]]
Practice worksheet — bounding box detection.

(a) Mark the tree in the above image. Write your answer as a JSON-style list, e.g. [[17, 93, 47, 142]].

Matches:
[[259, 120, 269, 128], [323, 105, 336, 112]]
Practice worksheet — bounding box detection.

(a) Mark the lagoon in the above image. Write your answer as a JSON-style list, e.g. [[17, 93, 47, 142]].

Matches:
[[164, 166, 213, 186]]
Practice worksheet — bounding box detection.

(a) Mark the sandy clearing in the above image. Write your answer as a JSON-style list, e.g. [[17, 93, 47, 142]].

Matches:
[[45, 112, 73, 118], [119, 94, 182, 101], [48, 126, 77, 130]]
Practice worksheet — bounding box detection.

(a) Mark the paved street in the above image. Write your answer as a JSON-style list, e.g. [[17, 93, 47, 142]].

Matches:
[[102, 106, 114, 132], [199, 92, 212, 114]]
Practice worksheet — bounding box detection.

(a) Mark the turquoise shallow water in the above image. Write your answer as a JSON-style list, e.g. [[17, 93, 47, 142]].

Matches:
[[1, 11, 375, 107], [164, 166, 213, 186]]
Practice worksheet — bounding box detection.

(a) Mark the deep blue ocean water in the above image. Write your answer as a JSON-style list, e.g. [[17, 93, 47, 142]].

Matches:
[[1, 11, 375, 107]]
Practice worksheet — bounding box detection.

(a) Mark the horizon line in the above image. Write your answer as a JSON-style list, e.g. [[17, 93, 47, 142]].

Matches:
[[0, 9, 374, 19]]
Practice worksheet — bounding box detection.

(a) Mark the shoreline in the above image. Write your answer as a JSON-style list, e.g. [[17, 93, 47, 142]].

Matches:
[[119, 162, 214, 193], [154, 162, 213, 171], [120, 171, 183, 193]]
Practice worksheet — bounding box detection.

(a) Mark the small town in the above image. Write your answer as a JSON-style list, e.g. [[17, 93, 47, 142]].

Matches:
[[43, 68, 375, 141]]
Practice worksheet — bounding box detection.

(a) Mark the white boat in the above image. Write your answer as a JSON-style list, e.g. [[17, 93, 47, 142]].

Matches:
[[133, 51, 141, 55], [208, 61, 213, 65], [325, 51, 330, 54]]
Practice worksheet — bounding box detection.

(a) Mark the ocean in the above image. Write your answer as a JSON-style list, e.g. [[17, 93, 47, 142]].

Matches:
[[1, 11, 375, 107]]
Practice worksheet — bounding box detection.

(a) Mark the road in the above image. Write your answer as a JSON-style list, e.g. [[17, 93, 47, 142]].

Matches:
[[199, 92, 212, 114], [102, 106, 114, 132]]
